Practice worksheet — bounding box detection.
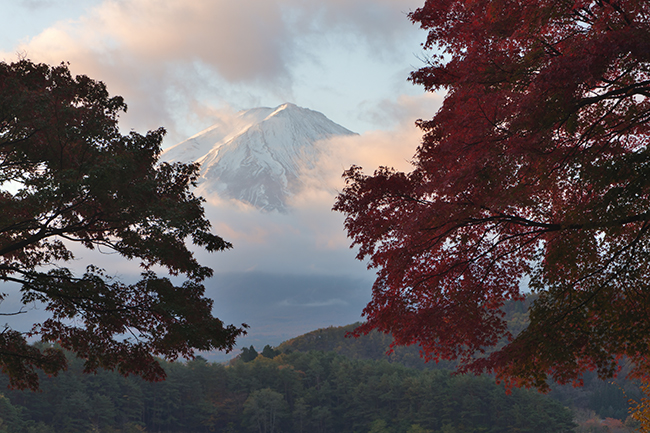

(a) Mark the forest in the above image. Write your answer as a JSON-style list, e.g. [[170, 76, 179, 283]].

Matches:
[[0, 344, 578, 433], [0, 296, 642, 433], [281, 323, 643, 432]]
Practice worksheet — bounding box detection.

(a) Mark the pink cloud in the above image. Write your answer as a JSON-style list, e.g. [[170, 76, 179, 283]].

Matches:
[[2, 0, 428, 142]]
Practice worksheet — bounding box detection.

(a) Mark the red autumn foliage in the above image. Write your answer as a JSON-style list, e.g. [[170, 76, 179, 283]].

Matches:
[[334, 0, 650, 391]]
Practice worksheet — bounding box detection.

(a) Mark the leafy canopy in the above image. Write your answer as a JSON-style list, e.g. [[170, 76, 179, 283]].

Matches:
[[334, 0, 650, 391], [0, 60, 246, 390]]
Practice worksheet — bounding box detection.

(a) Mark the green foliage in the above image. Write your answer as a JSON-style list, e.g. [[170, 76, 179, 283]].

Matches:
[[0, 394, 23, 433], [261, 345, 280, 359], [405, 424, 431, 433], [279, 322, 453, 370], [0, 59, 245, 389], [241, 346, 259, 363], [243, 388, 288, 433], [368, 419, 390, 433], [279, 295, 537, 370], [281, 319, 641, 424], [0, 346, 577, 433]]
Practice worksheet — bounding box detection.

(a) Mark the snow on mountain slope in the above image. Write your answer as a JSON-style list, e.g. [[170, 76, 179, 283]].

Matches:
[[161, 103, 356, 212], [162, 107, 274, 164]]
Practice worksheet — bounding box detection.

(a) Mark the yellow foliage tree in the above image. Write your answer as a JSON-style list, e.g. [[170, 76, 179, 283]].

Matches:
[[630, 378, 650, 432]]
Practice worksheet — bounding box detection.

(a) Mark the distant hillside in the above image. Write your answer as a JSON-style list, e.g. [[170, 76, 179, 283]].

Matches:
[[275, 296, 640, 424], [277, 295, 535, 370], [278, 322, 456, 371]]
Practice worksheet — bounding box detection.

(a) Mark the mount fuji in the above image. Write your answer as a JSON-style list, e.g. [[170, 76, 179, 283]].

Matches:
[[162, 103, 357, 212]]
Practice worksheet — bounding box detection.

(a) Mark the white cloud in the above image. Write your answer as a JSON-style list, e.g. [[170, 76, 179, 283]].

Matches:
[[294, 92, 444, 196], [2, 0, 430, 144]]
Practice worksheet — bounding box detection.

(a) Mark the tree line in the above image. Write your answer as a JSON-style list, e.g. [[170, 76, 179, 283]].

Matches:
[[279, 319, 640, 424], [0, 346, 576, 433]]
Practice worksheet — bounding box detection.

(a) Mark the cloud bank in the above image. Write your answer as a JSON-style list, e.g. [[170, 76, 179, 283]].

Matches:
[[2, 0, 430, 144]]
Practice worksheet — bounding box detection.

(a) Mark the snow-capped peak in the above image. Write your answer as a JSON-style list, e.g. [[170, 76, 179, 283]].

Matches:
[[161, 103, 356, 212]]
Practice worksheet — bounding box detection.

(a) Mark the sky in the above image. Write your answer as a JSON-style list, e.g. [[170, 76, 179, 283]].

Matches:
[[2, 0, 440, 145], [1, 0, 444, 356]]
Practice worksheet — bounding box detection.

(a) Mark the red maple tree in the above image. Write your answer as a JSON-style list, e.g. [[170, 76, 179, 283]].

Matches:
[[334, 0, 650, 391]]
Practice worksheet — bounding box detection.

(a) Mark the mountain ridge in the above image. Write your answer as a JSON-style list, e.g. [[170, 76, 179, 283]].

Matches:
[[162, 103, 356, 211]]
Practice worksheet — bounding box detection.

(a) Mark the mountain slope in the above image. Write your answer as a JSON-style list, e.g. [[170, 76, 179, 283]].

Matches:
[[275, 303, 636, 423], [162, 103, 356, 211]]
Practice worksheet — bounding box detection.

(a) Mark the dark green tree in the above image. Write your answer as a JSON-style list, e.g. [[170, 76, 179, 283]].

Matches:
[[261, 345, 279, 359], [0, 60, 246, 389], [0, 394, 24, 432], [243, 388, 288, 433], [292, 397, 309, 433], [241, 346, 259, 363], [367, 419, 391, 433], [0, 346, 578, 432]]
